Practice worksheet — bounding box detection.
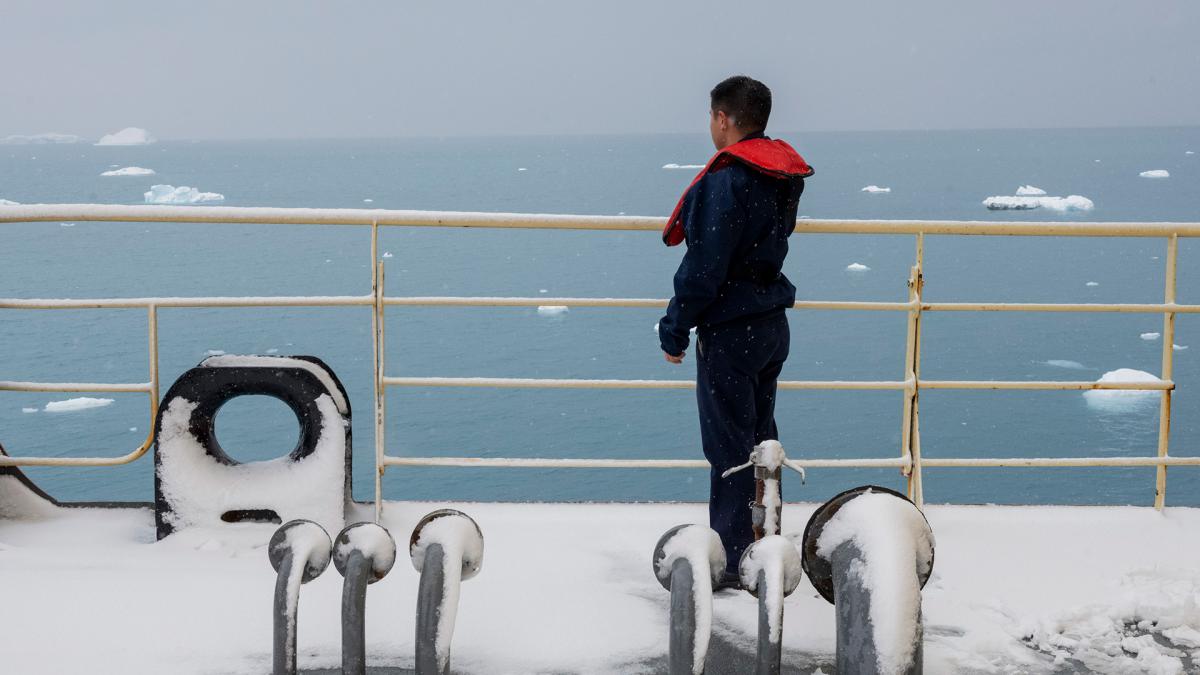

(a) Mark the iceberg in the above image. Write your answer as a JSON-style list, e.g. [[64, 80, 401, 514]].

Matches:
[[1139, 170, 1169, 178], [144, 185, 225, 205], [0, 198, 19, 206], [537, 305, 568, 316], [983, 195, 1094, 212], [845, 262, 871, 272], [861, 185, 891, 193], [662, 163, 704, 170], [100, 166, 155, 177], [1082, 368, 1161, 412], [0, 132, 83, 145], [1015, 185, 1046, 196], [43, 397, 115, 413], [96, 127, 156, 146]]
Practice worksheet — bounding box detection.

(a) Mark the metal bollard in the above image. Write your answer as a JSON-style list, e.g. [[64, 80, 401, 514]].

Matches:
[[334, 522, 397, 675], [409, 509, 484, 675], [269, 520, 333, 675], [737, 535, 805, 675], [800, 486, 935, 675], [652, 524, 726, 675]]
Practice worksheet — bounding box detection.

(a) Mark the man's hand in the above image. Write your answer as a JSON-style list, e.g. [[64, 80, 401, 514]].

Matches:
[[664, 350, 685, 364]]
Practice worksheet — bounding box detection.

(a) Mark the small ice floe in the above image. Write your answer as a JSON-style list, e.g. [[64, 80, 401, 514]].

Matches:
[[1140, 332, 1161, 341], [1016, 185, 1046, 196], [518, 167, 528, 171], [205, 349, 226, 356], [845, 262, 871, 272], [662, 163, 704, 170], [1042, 359, 1088, 370], [60, 223, 75, 227], [96, 127, 155, 146], [144, 185, 224, 205], [1186, 151, 1195, 155], [0, 198, 20, 205], [983, 195, 1094, 212], [1175, 344, 1189, 351], [1085, 281, 1099, 287], [537, 305, 568, 316], [362, 198, 373, 203], [381, 252, 393, 258], [538, 289, 548, 294], [129, 427, 138, 432], [266, 348, 279, 354], [861, 185, 891, 193], [21, 407, 38, 414], [100, 166, 155, 177], [1139, 169, 1170, 178], [1082, 368, 1162, 412], [43, 397, 115, 413]]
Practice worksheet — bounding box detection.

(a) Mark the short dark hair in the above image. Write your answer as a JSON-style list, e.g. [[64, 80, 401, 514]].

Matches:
[[710, 76, 772, 132]]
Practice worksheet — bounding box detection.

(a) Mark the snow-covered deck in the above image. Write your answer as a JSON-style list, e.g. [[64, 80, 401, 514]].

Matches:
[[2, 501, 1199, 674]]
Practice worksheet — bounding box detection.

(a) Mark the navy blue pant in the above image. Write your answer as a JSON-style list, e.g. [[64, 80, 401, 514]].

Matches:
[[696, 311, 790, 574]]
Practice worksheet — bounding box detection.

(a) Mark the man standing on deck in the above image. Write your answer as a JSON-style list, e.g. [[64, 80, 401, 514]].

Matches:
[[658, 76, 813, 589]]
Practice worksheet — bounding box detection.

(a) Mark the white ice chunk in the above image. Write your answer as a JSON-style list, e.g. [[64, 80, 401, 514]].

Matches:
[[362, 198, 373, 203], [1175, 344, 1189, 351], [861, 185, 891, 193], [0, 199, 20, 205], [1082, 368, 1163, 412], [21, 407, 38, 414], [1043, 360, 1088, 370], [381, 252, 393, 258], [1164, 626, 1200, 648], [1187, 151, 1195, 155], [537, 305, 568, 316], [1141, 332, 1161, 341], [518, 167, 528, 171], [144, 185, 225, 205], [1139, 170, 1170, 178], [96, 127, 156, 146], [100, 166, 155, 177], [1086, 281, 1100, 287], [846, 262, 871, 272], [663, 163, 704, 170], [1016, 185, 1047, 196], [60, 223, 75, 227], [43, 397, 114, 413], [983, 195, 1094, 212], [1, 132, 83, 145]]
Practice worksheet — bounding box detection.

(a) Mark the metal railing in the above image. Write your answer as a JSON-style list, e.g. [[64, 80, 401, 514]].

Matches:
[[2, 204, 1198, 512]]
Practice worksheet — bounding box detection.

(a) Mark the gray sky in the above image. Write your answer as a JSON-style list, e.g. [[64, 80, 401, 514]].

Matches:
[[3, 0, 1198, 140]]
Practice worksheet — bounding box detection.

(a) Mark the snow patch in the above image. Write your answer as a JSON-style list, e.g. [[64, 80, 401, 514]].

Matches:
[[144, 185, 225, 205], [861, 185, 891, 193], [101, 166, 155, 177], [537, 305, 568, 316], [96, 127, 155, 146], [43, 397, 114, 413], [1016, 185, 1047, 196], [1139, 170, 1170, 179]]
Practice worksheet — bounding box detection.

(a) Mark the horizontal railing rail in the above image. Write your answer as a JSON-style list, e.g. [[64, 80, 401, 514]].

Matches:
[[0, 204, 1193, 511]]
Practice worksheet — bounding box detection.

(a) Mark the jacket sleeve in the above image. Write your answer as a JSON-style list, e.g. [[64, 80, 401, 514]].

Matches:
[[658, 170, 740, 356]]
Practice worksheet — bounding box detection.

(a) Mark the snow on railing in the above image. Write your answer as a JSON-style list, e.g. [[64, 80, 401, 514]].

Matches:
[[1, 204, 1198, 510]]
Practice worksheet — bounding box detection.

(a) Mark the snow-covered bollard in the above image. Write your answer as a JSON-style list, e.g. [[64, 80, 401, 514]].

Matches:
[[333, 522, 397, 675], [409, 509, 484, 675], [268, 520, 333, 675], [652, 524, 726, 675], [800, 486, 935, 675], [738, 535, 805, 675]]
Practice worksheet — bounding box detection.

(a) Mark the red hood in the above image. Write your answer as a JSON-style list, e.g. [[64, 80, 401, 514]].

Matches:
[[663, 137, 813, 246]]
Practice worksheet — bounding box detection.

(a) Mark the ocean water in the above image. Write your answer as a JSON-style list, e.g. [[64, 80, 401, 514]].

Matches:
[[2, 127, 1198, 507]]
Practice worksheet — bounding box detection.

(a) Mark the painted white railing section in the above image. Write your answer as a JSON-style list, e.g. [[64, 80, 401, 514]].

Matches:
[[2, 204, 1198, 512]]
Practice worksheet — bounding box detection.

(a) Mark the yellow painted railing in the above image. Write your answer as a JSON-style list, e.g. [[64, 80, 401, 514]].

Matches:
[[1, 204, 1197, 515]]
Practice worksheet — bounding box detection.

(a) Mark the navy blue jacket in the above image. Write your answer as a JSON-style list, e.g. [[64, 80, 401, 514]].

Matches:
[[658, 136, 806, 356]]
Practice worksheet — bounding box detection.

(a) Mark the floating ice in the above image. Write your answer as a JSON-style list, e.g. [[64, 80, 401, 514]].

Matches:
[[1175, 344, 1189, 351], [129, 427, 138, 432], [538, 289, 548, 294], [1139, 170, 1170, 178], [60, 223, 75, 227], [861, 185, 891, 193], [144, 185, 225, 205], [1043, 359, 1088, 370], [663, 163, 704, 170], [362, 198, 373, 203], [1086, 281, 1100, 287], [266, 348, 279, 354], [1082, 369, 1162, 412], [21, 407, 38, 414], [1, 132, 83, 145], [983, 195, 1094, 212], [1187, 151, 1195, 155], [43, 397, 115, 413], [1141, 332, 1161, 341], [846, 262, 871, 272], [518, 167, 528, 172], [537, 305, 568, 316], [100, 166, 155, 177], [1016, 185, 1046, 196], [381, 252, 393, 258], [0, 198, 20, 205], [96, 127, 155, 146]]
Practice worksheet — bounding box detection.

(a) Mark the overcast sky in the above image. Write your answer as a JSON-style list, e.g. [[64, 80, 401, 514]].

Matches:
[[3, 0, 1198, 140]]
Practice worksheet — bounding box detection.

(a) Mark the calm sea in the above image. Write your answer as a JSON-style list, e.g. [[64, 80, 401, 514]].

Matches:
[[2, 128, 1198, 507]]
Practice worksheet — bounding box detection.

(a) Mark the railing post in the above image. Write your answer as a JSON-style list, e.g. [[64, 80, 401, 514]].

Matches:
[[901, 233, 925, 507], [1155, 234, 1178, 510]]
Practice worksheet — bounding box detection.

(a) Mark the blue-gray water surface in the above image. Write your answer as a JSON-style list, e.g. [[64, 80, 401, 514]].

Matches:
[[2, 128, 1198, 506]]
